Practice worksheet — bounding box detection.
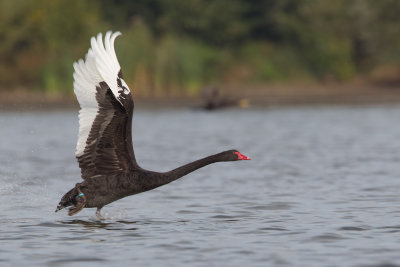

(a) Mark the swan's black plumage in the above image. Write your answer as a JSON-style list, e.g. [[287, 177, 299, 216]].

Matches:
[[56, 31, 250, 219], [77, 80, 137, 180]]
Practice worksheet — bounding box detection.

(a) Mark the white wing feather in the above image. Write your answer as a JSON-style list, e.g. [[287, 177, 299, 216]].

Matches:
[[73, 31, 129, 156]]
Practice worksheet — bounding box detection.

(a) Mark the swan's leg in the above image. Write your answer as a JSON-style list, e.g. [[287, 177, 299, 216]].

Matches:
[[68, 183, 87, 216], [96, 207, 104, 220]]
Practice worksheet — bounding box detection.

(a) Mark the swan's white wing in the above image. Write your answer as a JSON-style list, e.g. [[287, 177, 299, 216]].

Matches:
[[89, 32, 130, 101], [73, 31, 136, 179]]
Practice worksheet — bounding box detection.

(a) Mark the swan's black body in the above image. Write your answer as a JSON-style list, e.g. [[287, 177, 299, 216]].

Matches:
[[57, 150, 242, 213], [55, 32, 249, 219]]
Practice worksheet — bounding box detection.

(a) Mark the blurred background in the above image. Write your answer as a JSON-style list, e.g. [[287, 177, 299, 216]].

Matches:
[[4, 2, 400, 265], [1, 0, 400, 106]]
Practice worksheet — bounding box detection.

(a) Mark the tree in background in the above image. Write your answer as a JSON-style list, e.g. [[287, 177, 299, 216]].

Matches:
[[0, 0, 399, 95]]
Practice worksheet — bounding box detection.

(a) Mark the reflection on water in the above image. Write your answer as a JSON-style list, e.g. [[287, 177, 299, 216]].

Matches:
[[59, 220, 117, 229], [1, 106, 400, 266]]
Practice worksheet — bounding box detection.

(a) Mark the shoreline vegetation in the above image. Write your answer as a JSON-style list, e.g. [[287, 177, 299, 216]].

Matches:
[[1, 1, 399, 109], [2, 80, 400, 110]]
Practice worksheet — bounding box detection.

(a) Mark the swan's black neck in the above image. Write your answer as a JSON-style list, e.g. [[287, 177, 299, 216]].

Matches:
[[165, 153, 221, 181], [143, 150, 236, 191]]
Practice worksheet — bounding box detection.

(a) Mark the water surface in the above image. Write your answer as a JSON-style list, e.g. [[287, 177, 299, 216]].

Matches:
[[1, 106, 400, 266]]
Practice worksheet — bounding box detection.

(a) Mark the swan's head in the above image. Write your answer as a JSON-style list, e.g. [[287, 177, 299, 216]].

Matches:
[[217, 150, 251, 161], [233, 151, 251, 160]]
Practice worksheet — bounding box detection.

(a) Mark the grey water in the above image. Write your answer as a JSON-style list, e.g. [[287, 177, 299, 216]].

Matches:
[[1, 106, 400, 267]]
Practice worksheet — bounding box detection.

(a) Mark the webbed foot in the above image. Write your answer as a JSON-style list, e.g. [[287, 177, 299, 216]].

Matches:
[[96, 207, 104, 220]]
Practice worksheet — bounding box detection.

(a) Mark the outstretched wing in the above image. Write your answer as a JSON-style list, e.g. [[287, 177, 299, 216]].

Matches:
[[73, 31, 137, 180]]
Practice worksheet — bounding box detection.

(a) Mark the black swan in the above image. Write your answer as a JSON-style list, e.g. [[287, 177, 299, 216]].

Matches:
[[55, 31, 250, 219]]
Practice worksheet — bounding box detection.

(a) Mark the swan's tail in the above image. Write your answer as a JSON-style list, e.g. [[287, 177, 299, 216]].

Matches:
[[55, 187, 78, 212]]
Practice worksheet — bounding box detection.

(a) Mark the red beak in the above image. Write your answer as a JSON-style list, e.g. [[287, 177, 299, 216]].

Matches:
[[235, 152, 251, 160]]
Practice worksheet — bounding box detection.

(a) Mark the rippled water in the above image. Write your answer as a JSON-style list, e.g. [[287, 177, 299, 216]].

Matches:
[[1, 106, 400, 266]]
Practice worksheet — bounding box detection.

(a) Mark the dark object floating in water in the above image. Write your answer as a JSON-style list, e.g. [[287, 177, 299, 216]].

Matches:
[[201, 86, 249, 110], [55, 31, 250, 219]]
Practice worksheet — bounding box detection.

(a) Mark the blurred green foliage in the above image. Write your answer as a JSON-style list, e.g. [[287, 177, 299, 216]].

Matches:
[[1, 0, 400, 95]]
